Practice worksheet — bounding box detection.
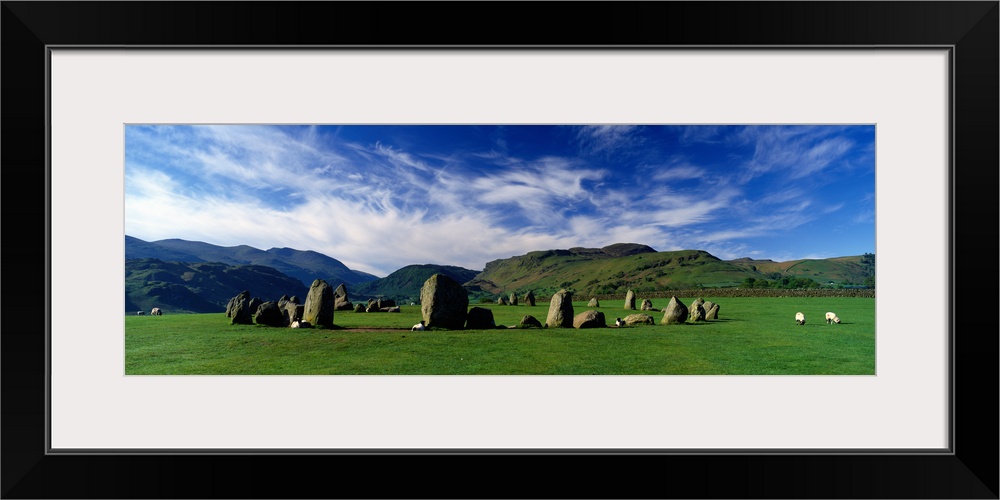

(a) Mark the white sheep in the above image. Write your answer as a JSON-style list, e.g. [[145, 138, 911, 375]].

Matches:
[[290, 319, 311, 328], [825, 312, 841, 324], [150, 307, 162, 316], [795, 312, 806, 325], [411, 320, 426, 331], [136, 310, 145, 316]]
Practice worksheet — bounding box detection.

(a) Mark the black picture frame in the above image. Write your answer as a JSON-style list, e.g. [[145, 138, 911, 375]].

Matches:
[[3, 2, 997, 498]]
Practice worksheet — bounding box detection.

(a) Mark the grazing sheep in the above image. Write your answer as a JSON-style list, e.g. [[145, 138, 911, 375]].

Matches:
[[825, 312, 841, 324], [290, 319, 312, 329], [136, 311, 145, 316], [150, 307, 162, 316], [795, 312, 806, 325], [614, 317, 624, 327], [411, 320, 426, 331]]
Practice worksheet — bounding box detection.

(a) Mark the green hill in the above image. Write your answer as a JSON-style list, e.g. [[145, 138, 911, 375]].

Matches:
[[125, 236, 378, 288], [466, 245, 752, 298], [351, 264, 481, 304], [465, 244, 874, 299], [125, 258, 309, 314], [727, 255, 873, 286]]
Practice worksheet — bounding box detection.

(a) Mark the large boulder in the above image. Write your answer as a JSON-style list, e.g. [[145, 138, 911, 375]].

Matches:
[[660, 296, 689, 325], [623, 313, 655, 325], [624, 290, 636, 310], [465, 306, 497, 329], [303, 279, 335, 328], [573, 310, 607, 329], [509, 292, 518, 306], [333, 283, 354, 311], [519, 315, 543, 328], [587, 298, 600, 307], [523, 290, 535, 306], [705, 302, 720, 320], [277, 294, 290, 309], [545, 289, 574, 328], [640, 298, 654, 311], [420, 274, 469, 329], [254, 301, 287, 327], [228, 290, 253, 325], [353, 303, 366, 313]]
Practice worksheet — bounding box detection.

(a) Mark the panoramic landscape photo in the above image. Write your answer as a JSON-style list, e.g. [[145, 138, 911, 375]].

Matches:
[[125, 124, 876, 375]]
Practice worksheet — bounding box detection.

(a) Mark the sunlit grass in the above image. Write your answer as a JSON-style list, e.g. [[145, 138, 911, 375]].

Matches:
[[125, 297, 875, 375]]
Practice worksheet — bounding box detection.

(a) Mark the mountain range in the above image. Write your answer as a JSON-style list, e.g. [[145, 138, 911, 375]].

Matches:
[[125, 236, 873, 314]]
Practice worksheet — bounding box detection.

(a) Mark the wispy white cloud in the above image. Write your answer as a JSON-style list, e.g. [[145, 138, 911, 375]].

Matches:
[[125, 125, 875, 275]]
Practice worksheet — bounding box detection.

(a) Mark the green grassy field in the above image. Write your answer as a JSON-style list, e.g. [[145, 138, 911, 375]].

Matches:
[[125, 297, 875, 375]]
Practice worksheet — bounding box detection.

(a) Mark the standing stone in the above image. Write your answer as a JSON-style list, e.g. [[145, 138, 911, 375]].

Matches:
[[283, 302, 305, 324], [519, 315, 543, 328], [640, 298, 654, 311], [254, 301, 287, 327], [660, 296, 689, 325], [573, 310, 607, 329], [689, 302, 706, 322], [228, 290, 253, 325], [248, 297, 263, 315], [465, 306, 497, 329], [624, 290, 636, 310], [545, 289, 574, 328], [333, 283, 354, 311], [420, 274, 469, 330], [353, 303, 366, 313], [705, 303, 720, 320], [509, 292, 518, 306], [226, 290, 251, 318], [523, 290, 535, 306], [587, 298, 600, 307], [497, 296, 507, 305], [303, 279, 335, 328], [277, 294, 290, 309]]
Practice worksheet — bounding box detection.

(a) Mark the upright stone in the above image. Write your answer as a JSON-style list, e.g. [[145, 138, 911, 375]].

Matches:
[[509, 292, 518, 306], [303, 279, 335, 328], [523, 290, 535, 306], [640, 298, 654, 311], [705, 303, 720, 320], [587, 298, 600, 307], [420, 274, 469, 330], [660, 296, 689, 325], [228, 290, 253, 325], [333, 283, 354, 311], [465, 307, 496, 329], [689, 302, 707, 322], [545, 289, 574, 328], [624, 290, 636, 310]]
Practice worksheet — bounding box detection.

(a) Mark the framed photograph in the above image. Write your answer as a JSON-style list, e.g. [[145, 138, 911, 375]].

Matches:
[[4, 2, 996, 498]]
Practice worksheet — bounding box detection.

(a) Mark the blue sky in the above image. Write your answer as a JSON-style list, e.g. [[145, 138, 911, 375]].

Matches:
[[125, 124, 875, 277]]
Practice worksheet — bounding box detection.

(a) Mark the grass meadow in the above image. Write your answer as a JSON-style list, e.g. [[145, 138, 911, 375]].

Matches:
[[125, 296, 875, 375]]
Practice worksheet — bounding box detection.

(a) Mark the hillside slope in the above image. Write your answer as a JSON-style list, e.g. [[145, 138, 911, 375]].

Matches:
[[351, 264, 481, 303], [125, 258, 310, 314], [125, 236, 378, 287]]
